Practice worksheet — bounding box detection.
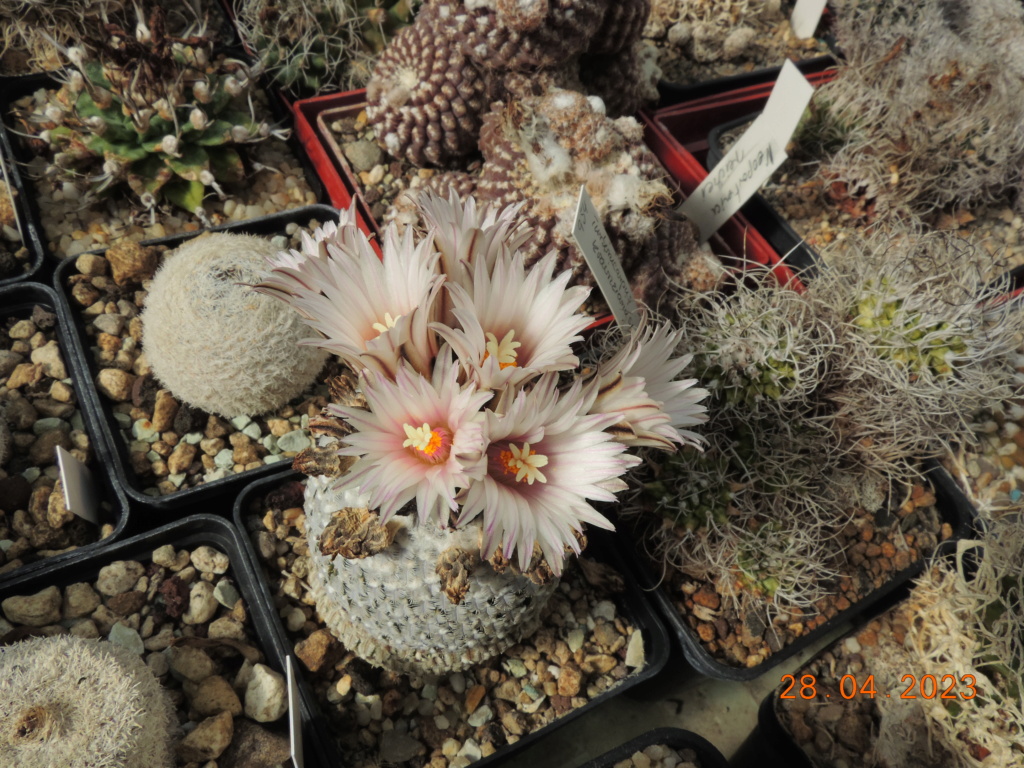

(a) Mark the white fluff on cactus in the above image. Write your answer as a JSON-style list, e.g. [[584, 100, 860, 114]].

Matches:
[[257, 190, 707, 673]]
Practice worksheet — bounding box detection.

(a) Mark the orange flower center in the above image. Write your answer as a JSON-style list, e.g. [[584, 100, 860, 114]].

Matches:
[[498, 442, 549, 485], [402, 422, 452, 464]]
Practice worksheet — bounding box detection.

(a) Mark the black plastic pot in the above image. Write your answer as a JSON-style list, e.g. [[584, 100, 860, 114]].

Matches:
[[0, 512, 333, 766], [730, 695, 814, 768], [576, 726, 729, 768], [706, 112, 821, 280], [0, 144, 46, 288], [51, 204, 342, 513], [0, 281, 129, 586], [619, 460, 977, 682], [659, 54, 837, 109], [232, 470, 673, 768], [0, 69, 326, 263]]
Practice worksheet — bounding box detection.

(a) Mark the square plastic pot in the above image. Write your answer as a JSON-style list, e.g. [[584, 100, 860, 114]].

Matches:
[[656, 5, 837, 107], [648, 68, 837, 282], [576, 726, 728, 768], [51, 205, 342, 513], [0, 281, 129, 587], [0, 143, 46, 288], [232, 470, 673, 768], [616, 460, 978, 682], [0, 512, 333, 766], [0, 67, 329, 263]]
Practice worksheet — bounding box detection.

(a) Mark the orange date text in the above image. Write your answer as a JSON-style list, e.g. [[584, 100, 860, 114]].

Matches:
[[779, 673, 978, 700]]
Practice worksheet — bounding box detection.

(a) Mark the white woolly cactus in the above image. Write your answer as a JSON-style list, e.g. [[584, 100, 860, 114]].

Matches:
[[0, 635, 176, 768], [142, 232, 328, 418], [304, 475, 557, 674], [625, 228, 1024, 615], [808, 0, 1024, 219]]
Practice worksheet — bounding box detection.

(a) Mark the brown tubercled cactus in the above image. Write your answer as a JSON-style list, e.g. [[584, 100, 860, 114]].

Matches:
[[458, 0, 608, 71], [365, 0, 661, 170], [365, 2, 494, 167], [474, 89, 703, 308], [0, 635, 176, 768], [141, 232, 328, 418]]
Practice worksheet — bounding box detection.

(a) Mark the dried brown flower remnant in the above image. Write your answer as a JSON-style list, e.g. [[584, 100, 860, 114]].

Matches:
[[435, 546, 480, 604], [318, 506, 400, 559]]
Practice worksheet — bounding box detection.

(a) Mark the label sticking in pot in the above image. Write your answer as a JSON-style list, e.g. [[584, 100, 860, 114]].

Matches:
[[572, 185, 641, 328], [287, 656, 304, 768], [679, 60, 815, 243], [56, 446, 99, 524], [791, 0, 828, 39]]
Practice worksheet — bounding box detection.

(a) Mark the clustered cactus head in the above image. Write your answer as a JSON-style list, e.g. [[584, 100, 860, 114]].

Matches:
[[234, 0, 415, 95], [0, 635, 176, 768], [389, 87, 712, 310], [257, 191, 707, 575], [627, 229, 1024, 607], [808, 0, 1024, 220], [366, 0, 660, 170], [27, 7, 282, 215], [142, 231, 329, 418]]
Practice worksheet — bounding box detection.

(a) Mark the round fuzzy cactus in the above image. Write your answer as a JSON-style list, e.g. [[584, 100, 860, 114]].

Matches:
[[0, 635, 176, 768], [304, 475, 558, 675], [142, 232, 328, 418]]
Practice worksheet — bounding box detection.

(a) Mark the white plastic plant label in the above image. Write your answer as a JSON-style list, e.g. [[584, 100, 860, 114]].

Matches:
[[571, 185, 642, 328], [679, 60, 815, 243], [790, 0, 828, 39], [287, 656, 304, 768], [56, 445, 100, 524]]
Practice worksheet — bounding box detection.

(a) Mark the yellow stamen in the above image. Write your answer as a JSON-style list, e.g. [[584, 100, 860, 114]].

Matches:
[[499, 442, 548, 484], [485, 330, 521, 370], [372, 312, 401, 334], [402, 422, 444, 456]]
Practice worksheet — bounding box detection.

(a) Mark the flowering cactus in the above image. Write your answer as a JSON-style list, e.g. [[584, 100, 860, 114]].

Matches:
[[29, 8, 281, 215], [257, 190, 707, 672]]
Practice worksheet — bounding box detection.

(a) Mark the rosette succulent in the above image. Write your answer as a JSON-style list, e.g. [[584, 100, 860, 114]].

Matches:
[[24, 7, 283, 215], [257, 190, 707, 672]]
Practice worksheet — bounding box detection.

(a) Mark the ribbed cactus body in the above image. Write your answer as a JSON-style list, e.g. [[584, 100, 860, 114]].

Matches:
[[304, 475, 558, 675]]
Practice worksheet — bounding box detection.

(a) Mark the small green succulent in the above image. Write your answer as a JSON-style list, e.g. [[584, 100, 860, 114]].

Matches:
[[644, 447, 734, 533], [36, 8, 280, 214], [852, 278, 968, 378]]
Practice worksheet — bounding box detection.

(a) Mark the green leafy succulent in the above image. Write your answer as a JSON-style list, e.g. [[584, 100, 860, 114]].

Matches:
[[37, 8, 280, 214]]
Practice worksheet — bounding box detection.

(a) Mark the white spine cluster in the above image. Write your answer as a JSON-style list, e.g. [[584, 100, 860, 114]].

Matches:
[[0, 635, 176, 768]]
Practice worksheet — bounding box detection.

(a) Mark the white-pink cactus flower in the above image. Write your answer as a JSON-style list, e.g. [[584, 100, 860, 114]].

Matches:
[[436, 251, 592, 391], [256, 211, 441, 378], [457, 374, 639, 575], [585, 323, 709, 450], [330, 351, 492, 524], [416, 189, 530, 316]]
